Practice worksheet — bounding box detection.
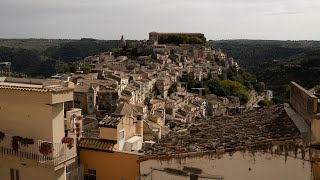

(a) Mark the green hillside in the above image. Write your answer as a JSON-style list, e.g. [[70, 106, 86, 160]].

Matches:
[[256, 49, 320, 101], [0, 38, 123, 77], [0, 39, 74, 51], [208, 40, 320, 70]]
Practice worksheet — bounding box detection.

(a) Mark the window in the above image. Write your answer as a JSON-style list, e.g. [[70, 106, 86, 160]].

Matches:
[[85, 169, 96, 180], [190, 174, 198, 180], [10, 169, 19, 180], [84, 169, 96, 180], [119, 131, 125, 140]]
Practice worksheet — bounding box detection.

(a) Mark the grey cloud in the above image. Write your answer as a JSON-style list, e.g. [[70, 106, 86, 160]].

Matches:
[[0, 0, 319, 40], [264, 11, 304, 16]]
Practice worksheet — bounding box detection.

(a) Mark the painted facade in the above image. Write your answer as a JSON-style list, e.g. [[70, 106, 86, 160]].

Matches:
[[80, 149, 140, 180], [0, 77, 79, 180]]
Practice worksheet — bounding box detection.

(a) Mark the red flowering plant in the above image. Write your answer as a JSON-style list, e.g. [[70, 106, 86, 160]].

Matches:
[[61, 137, 74, 149], [11, 136, 22, 151], [39, 142, 53, 156], [11, 136, 34, 151], [0, 131, 5, 142]]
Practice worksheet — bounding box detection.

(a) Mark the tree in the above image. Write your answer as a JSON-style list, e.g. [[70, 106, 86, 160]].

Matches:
[[254, 82, 266, 93], [258, 100, 274, 107], [180, 72, 250, 104], [159, 35, 206, 45], [168, 83, 178, 95], [80, 66, 91, 74], [315, 85, 320, 93], [63, 64, 76, 73]]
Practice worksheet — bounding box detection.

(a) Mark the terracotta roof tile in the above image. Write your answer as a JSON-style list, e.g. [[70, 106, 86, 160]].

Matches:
[[79, 138, 116, 152], [144, 105, 302, 157], [0, 85, 72, 93]]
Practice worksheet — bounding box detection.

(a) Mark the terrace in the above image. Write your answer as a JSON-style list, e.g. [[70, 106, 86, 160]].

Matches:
[[0, 133, 77, 166]]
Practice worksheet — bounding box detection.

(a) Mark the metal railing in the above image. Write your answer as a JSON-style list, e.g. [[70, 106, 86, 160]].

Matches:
[[0, 133, 77, 166]]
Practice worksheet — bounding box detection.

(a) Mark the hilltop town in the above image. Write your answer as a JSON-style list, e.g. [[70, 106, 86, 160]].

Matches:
[[46, 32, 274, 143], [0, 32, 320, 180]]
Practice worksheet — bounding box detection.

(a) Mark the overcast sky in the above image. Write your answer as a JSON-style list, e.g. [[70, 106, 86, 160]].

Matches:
[[0, 0, 319, 40]]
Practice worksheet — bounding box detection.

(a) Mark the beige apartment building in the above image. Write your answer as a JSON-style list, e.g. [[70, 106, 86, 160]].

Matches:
[[0, 77, 82, 180]]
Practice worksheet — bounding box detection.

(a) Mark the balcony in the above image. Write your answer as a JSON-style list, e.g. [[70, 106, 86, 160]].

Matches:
[[0, 133, 77, 166]]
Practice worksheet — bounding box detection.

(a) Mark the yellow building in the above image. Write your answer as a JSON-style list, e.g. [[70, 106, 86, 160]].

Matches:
[[0, 77, 81, 180], [79, 113, 144, 180], [98, 114, 143, 151], [79, 138, 140, 180]]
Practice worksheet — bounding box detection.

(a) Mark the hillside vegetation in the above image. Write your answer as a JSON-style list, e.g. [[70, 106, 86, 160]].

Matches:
[[208, 40, 320, 70], [256, 49, 320, 101], [0, 38, 122, 77], [159, 35, 206, 45], [208, 40, 320, 101], [0, 39, 74, 51], [180, 68, 262, 104], [44, 39, 125, 62]]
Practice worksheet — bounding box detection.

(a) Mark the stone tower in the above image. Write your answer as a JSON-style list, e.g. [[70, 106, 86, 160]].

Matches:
[[120, 35, 126, 48], [87, 85, 96, 115]]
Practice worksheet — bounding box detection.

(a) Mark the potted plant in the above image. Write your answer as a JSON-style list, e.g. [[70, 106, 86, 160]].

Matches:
[[11, 136, 22, 151], [39, 142, 53, 156], [0, 131, 5, 142], [61, 137, 74, 149], [75, 122, 80, 127]]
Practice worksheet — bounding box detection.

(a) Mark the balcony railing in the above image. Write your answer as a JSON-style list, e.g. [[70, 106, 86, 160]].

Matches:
[[0, 133, 77, 166]]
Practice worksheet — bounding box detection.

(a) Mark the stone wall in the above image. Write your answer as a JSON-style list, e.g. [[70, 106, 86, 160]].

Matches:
[[140, 148, 311, 180], [290, 82, 318, 125]]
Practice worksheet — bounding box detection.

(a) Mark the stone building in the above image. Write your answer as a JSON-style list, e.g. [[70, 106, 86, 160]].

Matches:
[[98, 114, 143, 151], [97, 89, 119, 114], [139, 106, 314, 180], [119, 35, 126, 48], [79, 113, 142, 180], [156, 76, 170, 99], [139, 82, 320, 180]]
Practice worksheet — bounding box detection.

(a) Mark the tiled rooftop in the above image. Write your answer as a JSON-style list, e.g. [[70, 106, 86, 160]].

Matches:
[[79, 138, 116, 152], [145, 105, 302, 157], [0, 84, 72, 93], [98, 115, 124, 128]]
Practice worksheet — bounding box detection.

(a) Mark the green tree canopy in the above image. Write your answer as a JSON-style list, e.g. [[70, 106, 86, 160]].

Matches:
[[159, 35, 206, 45]]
